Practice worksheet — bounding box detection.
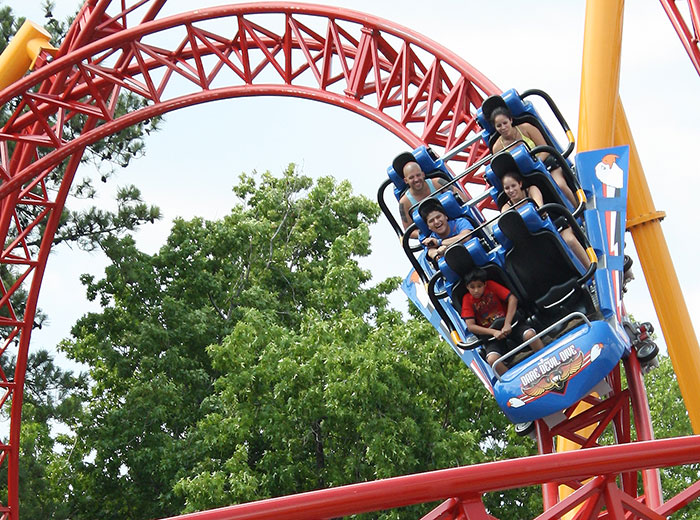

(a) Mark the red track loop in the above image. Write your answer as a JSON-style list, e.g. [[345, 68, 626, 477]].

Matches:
[[0, 2, 698, 519], [158, 435, 700, 520], [0, 2, 497, 517]]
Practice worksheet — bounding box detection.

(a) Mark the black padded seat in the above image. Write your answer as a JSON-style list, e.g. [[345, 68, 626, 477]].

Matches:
[[443, 243, 522, 315], [497, 210, 594, 326], [391, 152, 416, 179], [490, 152, 570, 213]]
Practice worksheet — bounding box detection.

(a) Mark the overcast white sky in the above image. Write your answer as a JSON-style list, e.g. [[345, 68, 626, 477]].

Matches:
[[4, 0, 700, 370]]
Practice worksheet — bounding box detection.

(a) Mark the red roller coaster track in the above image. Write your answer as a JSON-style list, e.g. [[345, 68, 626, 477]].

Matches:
[[0, 1, 698, 519], [660, 0, 700, 75]]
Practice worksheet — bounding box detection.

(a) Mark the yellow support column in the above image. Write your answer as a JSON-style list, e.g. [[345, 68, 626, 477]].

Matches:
[[0, 20, 57, 91], [614, 101, 700, 432], [577, 0, 624, 152], [557, 0, 626, 514]]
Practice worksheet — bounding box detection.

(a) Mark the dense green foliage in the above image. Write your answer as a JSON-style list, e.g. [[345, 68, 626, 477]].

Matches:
[[644, 356, 698, 519], [0, 350, 88, 518], [20, 166, 537, 519]]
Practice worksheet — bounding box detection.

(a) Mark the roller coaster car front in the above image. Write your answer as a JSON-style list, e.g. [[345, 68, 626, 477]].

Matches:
[[493, 317, 630, 424]]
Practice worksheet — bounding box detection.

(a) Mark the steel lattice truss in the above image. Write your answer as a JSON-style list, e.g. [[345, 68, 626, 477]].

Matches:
[[660, 0, 700, 74], [0, 1, 698, 520], [0, 1, 497, 517]]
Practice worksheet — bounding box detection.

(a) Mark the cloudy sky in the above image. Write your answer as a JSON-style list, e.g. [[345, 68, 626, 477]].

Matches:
[[4, 0, 700, 367]]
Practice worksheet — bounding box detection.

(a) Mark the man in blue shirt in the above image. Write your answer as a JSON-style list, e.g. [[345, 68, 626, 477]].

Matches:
[[418, 198, 473, 261]]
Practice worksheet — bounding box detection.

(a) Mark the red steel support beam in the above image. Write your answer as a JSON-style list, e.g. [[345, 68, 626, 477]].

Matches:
[[159, 436, 700, 520], [0, 4, 500, 517], [623, 352, 663, 508], [659, 0, 700, 75]]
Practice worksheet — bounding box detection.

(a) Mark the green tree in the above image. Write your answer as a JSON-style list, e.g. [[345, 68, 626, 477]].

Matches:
[[54, 166, 538, 519], [644, 355, 699, 519], [0, 350, 88, 518], [174, 301, 538, 519], [0, 0, 163, 254], [0, 2, 162, 516]]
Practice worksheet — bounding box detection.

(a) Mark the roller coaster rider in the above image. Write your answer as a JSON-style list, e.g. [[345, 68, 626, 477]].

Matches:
[[418, 197, 474, 261], [490, 106, 577, 206], [461, 268, 544, 376], [398, 160, 460, 238]]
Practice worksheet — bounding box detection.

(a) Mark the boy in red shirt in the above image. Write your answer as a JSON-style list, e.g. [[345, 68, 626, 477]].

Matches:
[[461, 268, 544, 375]]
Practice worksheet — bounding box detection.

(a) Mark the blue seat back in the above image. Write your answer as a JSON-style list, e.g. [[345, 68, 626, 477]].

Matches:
[[476, 88, 567, 158], [411, 191, 474, 241], [387, 145, 452, 201]]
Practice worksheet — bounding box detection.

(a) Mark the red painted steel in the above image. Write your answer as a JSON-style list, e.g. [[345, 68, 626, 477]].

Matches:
[[657, 478, 700, 515], [0, 2, 498, 517], [624, 351, 663, 507], [154, 436, 700, 520], [536, 419, 559, 510], [660, 0, 700, 75], [0, 1, 698, 519]]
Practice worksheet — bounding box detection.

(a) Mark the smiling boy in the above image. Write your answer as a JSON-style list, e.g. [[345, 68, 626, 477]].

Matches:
[[418, 198, 473, 261], [461, 268, 544, 375]]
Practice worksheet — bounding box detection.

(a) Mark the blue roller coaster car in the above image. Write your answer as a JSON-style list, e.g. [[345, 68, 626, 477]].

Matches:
[[392, 143, 649, 428], [431, 190, 632, 425], [381, 89, 657, 429], [493, 313, 629, 424]]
